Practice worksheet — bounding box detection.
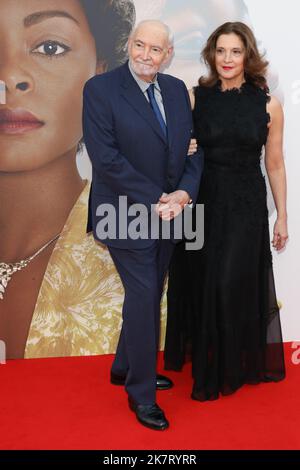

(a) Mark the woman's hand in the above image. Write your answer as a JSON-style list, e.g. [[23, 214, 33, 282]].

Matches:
[[272, 217, 289, 251], [187, 138, 197, 156]]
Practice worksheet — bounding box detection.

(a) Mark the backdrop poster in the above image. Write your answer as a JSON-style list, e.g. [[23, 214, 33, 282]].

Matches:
[[0, 0, 298, 360]]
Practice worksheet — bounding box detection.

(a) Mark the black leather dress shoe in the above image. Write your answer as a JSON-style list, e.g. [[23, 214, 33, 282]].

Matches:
[[111, 372, 173, 390], [155, 374, 173, 390], [128, 396, 169, 431]]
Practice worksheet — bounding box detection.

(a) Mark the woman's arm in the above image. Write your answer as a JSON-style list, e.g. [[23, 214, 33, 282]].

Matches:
[[265, 96, 288, 250]]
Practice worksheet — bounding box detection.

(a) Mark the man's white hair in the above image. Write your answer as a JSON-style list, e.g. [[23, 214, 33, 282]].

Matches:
[[130, 19, 174, 48]]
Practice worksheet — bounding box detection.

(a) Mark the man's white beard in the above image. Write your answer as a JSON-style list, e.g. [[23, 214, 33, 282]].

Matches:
[[131, 61, 158, 77]]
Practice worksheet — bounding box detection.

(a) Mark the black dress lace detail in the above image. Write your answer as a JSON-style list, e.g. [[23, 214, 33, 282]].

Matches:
[[164, 82, 285, 401]]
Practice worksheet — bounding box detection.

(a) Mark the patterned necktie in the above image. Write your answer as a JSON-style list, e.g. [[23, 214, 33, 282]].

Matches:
[[146, 83, 167, 137]]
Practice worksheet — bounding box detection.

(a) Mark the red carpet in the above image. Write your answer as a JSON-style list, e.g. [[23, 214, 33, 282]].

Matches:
[[0, 343, 299, 450]]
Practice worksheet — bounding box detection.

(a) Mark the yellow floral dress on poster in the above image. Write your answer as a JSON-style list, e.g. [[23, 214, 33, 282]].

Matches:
[[25, 182, 167, 358]]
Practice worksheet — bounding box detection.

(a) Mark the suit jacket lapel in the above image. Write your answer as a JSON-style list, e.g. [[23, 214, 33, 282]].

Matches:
[[120, 63, 167, 143]]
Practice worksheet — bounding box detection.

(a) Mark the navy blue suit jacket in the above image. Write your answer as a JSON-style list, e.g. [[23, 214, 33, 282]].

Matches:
[[82, 62, 203, 249]]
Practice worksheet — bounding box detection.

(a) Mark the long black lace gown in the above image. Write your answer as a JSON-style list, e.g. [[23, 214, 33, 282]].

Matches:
[[164, 81, 286, 401]]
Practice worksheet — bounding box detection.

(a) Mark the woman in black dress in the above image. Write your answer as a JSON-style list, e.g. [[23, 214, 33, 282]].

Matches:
[[164, 22, 288, 401]]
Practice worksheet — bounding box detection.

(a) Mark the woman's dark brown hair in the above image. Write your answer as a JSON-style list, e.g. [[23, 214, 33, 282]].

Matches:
[[199, 21, 269, 89]]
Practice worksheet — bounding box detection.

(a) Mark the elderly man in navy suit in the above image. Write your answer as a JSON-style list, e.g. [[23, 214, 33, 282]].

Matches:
[[83, 20, 203, 430]]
